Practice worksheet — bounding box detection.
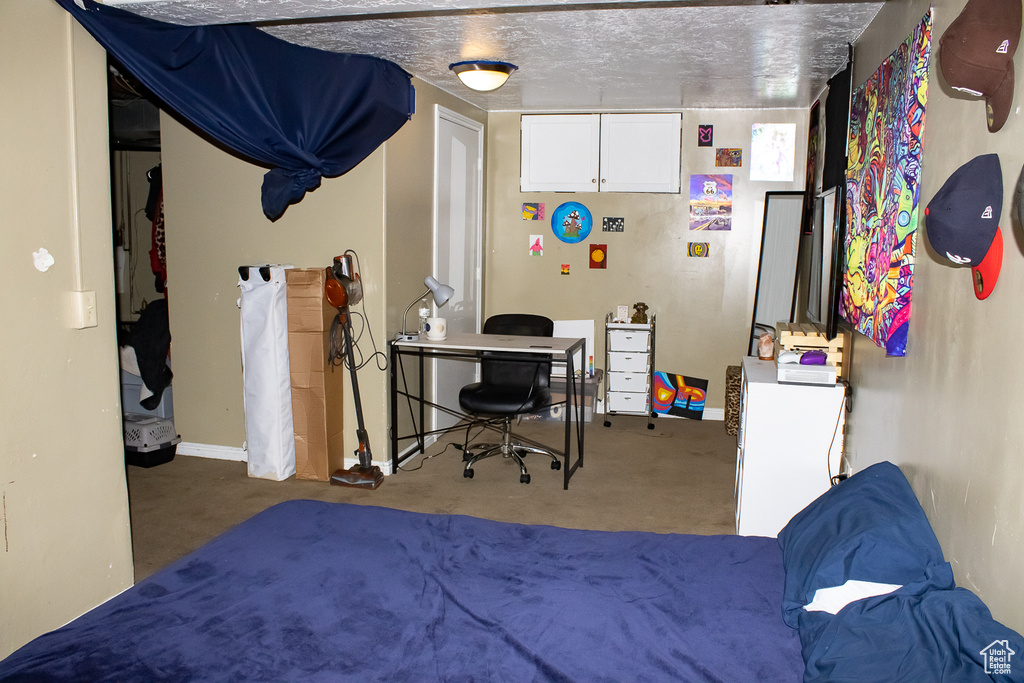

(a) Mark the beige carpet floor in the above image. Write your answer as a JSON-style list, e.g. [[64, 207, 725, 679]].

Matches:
[[127, 414, 739, 581]]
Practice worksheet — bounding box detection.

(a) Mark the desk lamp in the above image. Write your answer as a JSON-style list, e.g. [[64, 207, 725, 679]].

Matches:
[[397, 276, 455, 341]]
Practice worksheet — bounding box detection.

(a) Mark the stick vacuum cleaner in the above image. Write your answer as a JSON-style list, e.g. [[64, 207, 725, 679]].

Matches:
[[324, 253, 384, 490]]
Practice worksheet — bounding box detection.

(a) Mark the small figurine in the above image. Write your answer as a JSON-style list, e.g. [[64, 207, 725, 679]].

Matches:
[[631, 302, 649, 324]]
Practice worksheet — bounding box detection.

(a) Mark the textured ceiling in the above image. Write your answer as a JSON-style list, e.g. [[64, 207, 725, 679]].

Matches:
[[105, 0, 882, 112]]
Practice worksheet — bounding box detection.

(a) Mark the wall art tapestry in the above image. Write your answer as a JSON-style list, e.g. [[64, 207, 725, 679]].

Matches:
[[653, 372, 708, 420], [841, 10, 931, 357]]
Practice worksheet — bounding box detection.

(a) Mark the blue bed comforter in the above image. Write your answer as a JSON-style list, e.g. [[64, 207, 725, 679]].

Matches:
[[1, 501, 802, 681]]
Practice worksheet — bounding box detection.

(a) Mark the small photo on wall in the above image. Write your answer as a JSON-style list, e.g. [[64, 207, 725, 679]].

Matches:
[[688, 242, 710, 257], [698, 125, 713, 147], [603, 217, 625, 232], [589, 244, 607, 269], [560, 264, 571, 275], [716, 148, 742, 167], [528, 234, 544, 256], [522, 203, 545, 220]]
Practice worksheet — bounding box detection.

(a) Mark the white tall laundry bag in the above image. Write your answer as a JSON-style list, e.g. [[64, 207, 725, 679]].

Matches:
[[238, 265, 295, 480]]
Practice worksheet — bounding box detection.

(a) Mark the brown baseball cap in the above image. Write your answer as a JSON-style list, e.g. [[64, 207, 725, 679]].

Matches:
[[939, 0, 1022, 132]]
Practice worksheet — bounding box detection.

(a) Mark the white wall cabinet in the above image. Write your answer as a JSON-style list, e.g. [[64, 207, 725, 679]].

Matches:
[[521, 114, 681, 193], [735, 357, 846, 538]]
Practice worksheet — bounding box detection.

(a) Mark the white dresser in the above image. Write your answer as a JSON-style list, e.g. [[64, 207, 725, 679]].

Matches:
[[603, 313, 655, 426], [735, 356, 846, 537]]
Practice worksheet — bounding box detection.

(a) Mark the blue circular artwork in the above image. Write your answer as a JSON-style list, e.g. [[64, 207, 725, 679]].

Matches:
[[551, 202, 592, 244]]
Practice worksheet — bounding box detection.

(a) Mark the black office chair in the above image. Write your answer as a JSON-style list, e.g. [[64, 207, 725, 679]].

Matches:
[[459, 314, 562, 484]]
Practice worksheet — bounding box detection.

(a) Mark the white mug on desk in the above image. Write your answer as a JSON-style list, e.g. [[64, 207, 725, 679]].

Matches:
[[425, 317, 447, 340]]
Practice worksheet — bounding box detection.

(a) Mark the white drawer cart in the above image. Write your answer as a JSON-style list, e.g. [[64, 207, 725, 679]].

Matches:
[[602, 312, 655, 430], [734, 357, 847, 537]]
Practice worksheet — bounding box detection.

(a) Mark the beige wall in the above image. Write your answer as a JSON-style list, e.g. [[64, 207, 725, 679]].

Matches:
[[0, 1, 133, 657], [484, 110, 808, 410], [847, 1, 1024, 632], [161, 114, 388, 467], [163, 78, 485, 469]]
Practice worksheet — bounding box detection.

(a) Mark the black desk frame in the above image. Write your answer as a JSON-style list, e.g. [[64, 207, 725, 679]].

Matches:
[[389, 334, 586, 489]]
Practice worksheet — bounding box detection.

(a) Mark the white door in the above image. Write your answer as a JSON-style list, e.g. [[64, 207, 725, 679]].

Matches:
[[431, 106, 483, 431]]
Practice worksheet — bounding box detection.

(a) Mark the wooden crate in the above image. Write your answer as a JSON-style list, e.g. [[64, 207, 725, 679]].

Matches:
[[775, 322, 850, 380]]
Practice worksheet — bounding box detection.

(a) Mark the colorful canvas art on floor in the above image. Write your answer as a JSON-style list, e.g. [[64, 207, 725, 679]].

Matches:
[[688, 175, 732, 231], [841, 10, 931, 357], [653, 372, 707, 420]]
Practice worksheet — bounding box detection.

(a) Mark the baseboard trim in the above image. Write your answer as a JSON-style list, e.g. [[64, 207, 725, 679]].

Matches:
[[176, 442, 247, 462]]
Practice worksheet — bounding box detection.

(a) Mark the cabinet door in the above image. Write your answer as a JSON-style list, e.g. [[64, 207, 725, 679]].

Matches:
[[600, 113, 681, 193], [521, 114, 600, 192]]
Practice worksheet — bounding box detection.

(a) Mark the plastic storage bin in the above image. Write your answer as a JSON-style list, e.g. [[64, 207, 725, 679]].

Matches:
[[124, 413, 180, 468], [120, 369, 174, 419]]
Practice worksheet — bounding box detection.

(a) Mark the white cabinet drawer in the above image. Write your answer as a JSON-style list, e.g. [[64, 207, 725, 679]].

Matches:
[[608, 330, 650, 352], [608, 351, 649, 373], [608, 391, 649, 413], [608, 372, 648, 392]]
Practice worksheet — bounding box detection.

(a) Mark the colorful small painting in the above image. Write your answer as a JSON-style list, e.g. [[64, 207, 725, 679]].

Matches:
[[522, 203, 545, 220], [603, 217, 625, 232], [551, 201, 593, 244], [560, 264, 570, 275], [750, 123, 796, 181], [589, 244, 607, 269], [688, 174, 733, 231], [528, 235, 544, 256], [698, 125, 714, 147], [842, 10, 931, 357], [715, 148, 742, 167], [652, 372, 708, 420], [688, 242, 710, 257]]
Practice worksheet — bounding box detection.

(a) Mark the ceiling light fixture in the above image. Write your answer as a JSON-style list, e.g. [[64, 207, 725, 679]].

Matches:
[[449, 60, 517, 92]]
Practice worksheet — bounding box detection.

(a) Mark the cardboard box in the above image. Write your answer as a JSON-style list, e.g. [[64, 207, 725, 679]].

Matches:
[[286, 269, 346, 481]]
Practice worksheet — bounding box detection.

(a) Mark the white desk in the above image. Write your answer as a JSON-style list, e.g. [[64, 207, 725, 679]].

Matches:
[[390, 332, 586, 489]]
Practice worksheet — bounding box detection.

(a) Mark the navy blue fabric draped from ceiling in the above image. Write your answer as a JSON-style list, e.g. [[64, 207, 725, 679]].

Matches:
[[55, 0, 414, 221]]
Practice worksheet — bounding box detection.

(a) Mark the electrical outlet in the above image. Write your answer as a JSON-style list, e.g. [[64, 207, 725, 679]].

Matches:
[[70, 290, 97, 329]]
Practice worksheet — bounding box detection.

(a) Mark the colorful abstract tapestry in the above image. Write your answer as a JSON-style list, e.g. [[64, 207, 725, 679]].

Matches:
[[653, 372, 708, 420], [841, 11, 931, 357]]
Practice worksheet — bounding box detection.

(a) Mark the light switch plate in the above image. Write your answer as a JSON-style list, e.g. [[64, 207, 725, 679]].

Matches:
[[70, 290, 97, 329]]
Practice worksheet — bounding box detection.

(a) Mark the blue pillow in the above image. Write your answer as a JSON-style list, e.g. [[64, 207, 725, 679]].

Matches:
[[802, 577, 1024, 682], [777, 461, 946, 629]]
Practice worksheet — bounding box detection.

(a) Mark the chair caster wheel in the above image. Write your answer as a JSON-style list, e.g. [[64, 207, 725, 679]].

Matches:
[[520, 473, 531, 484], [551, 460, 561, 470], [464, 468, 474, 479], [603, 420, 611, 427], [647, 423, 655, 430]]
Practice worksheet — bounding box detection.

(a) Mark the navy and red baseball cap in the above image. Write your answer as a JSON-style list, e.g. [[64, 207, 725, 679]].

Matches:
[[924, 153, 1004, 299]]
